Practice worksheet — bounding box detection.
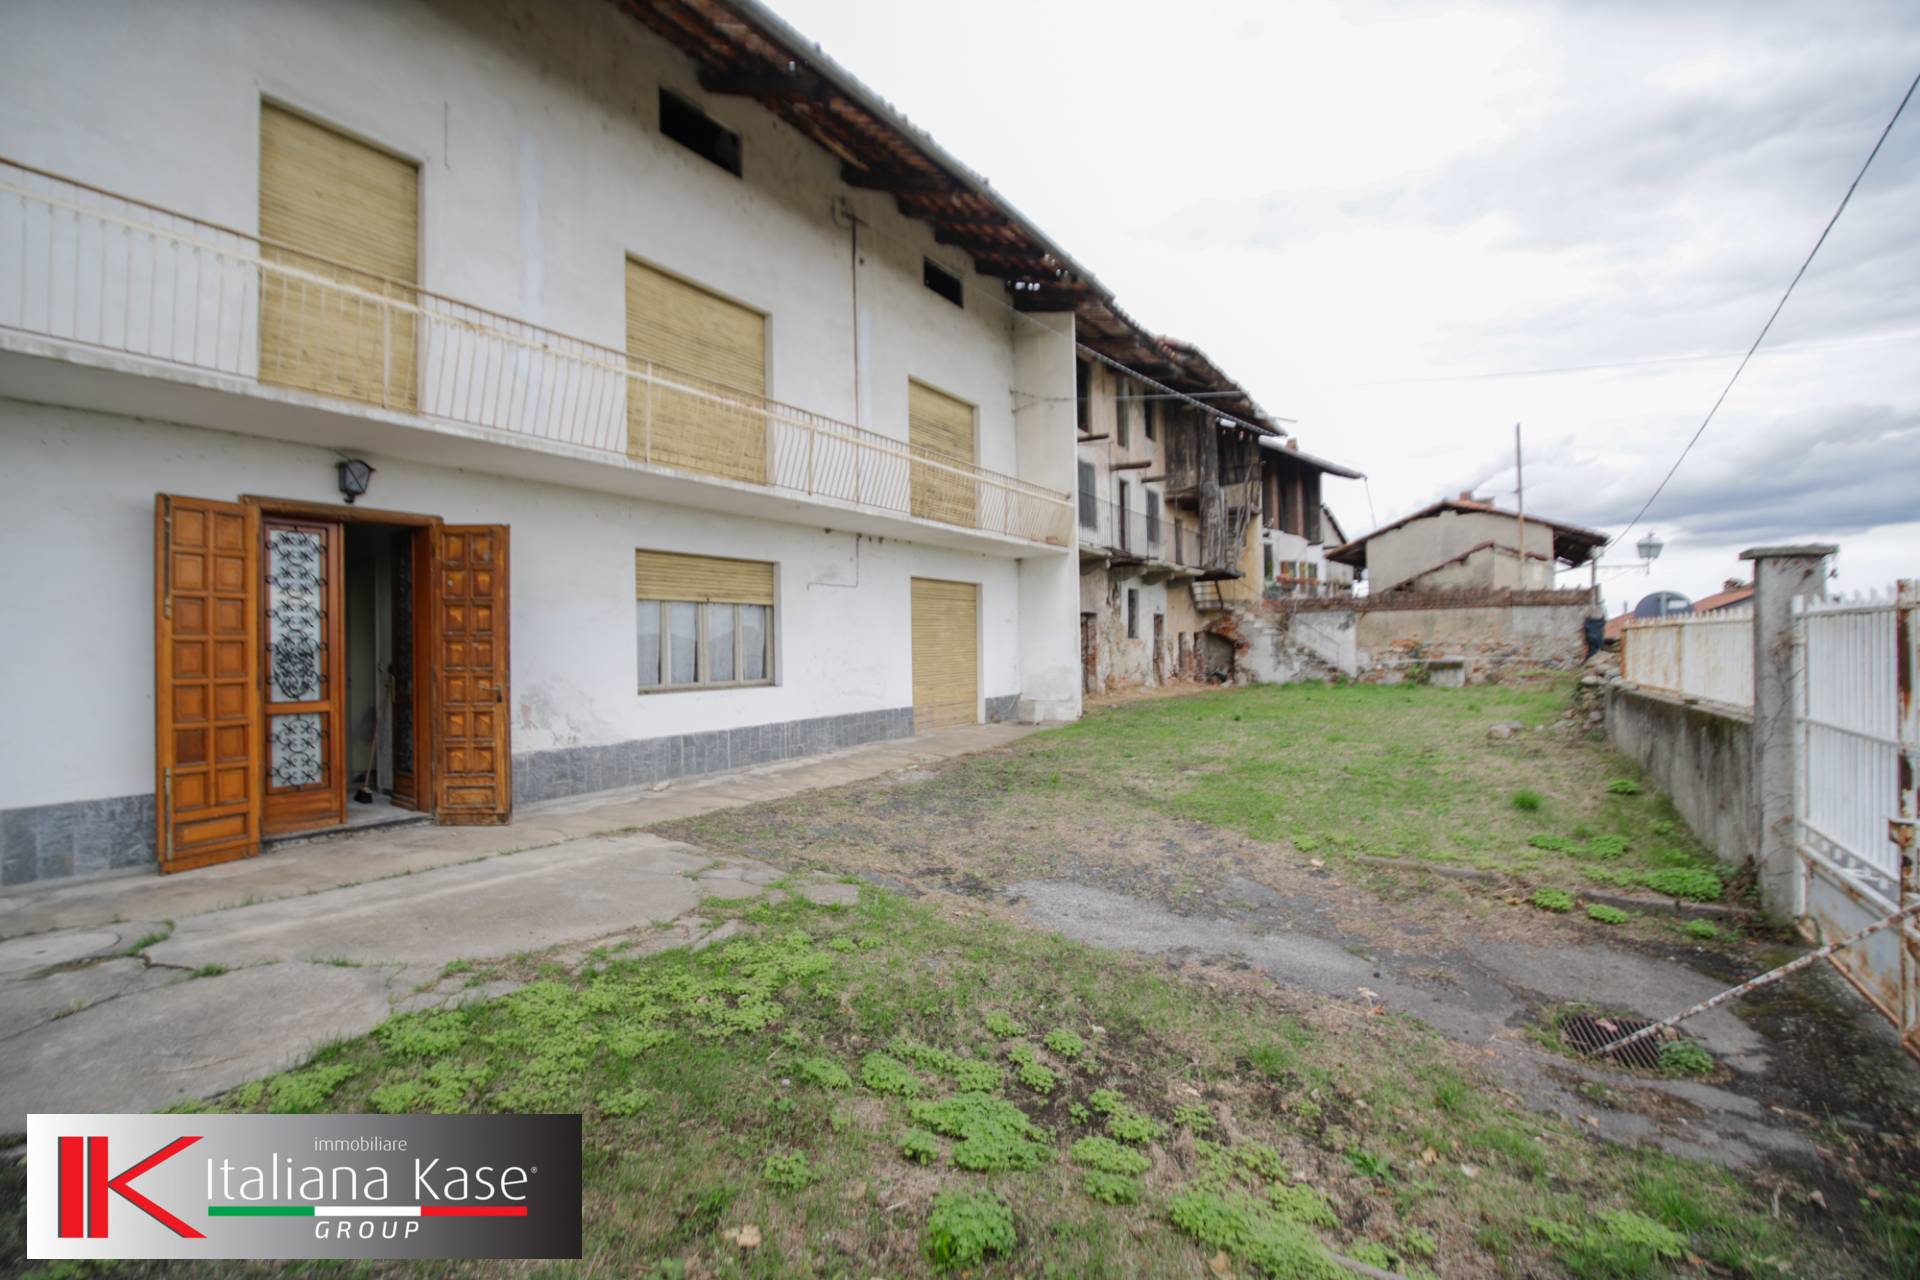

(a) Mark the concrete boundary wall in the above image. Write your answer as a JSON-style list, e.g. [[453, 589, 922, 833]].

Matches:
[[1605, 684, 1758, 877]]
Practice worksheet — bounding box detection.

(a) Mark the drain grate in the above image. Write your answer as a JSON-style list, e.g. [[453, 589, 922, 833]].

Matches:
[[1561, 1012, 1667, 1069]]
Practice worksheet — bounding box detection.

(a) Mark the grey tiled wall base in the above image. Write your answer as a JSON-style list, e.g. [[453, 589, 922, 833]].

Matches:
[[2, 793, 156, 887], [5, 701, 1016, 887], [512, 707, 916, 806]]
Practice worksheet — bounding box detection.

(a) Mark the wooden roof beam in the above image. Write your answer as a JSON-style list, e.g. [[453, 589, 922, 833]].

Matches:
[[840, 164, 954, 194], [699, 68, 824, 99]]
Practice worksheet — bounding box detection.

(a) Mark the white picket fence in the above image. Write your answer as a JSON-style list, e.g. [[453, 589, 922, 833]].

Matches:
[[1620, 608, 1754, 709]]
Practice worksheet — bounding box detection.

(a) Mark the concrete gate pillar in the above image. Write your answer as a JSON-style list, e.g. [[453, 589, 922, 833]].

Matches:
[[1741, 544, 1835, 913]]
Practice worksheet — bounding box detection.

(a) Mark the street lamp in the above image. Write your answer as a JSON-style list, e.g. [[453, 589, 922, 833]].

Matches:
[[1636, 532, 1664, 567]]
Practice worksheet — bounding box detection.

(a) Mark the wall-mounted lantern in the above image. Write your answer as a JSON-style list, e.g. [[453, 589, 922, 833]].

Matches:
[[1636, 532, 1664, 565], [336, 458, 375, 504]]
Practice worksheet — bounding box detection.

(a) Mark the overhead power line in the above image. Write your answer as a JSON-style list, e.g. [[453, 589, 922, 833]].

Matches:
[[1610, 65, 1920, 552]]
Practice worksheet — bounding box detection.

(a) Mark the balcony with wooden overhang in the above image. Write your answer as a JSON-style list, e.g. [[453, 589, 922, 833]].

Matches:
[[0, 160, 1073, 556]]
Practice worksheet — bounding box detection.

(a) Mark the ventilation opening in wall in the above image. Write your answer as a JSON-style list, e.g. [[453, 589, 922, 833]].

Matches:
[[660, 89, 742, 177], [923, 258, 963, 307]]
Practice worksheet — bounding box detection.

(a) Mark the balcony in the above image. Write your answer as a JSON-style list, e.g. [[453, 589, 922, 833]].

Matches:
[[1076, 493, 1207, 574], [0, 160, 1073, 550]]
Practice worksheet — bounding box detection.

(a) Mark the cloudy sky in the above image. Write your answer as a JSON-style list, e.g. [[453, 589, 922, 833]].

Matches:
[[777, 0, 1920, 607]]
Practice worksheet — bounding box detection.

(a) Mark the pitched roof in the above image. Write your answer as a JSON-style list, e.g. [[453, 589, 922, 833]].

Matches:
[[1691, 585, 1754, 613], [1327, 498, 1609, 568], [617, 0, 1278, 435], [1256, 435, 1365, 478]]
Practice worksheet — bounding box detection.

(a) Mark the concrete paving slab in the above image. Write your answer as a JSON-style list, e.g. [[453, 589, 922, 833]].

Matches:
[[0, 928, 122, 974], [145, 835, 774, 970], [0, 723, 1037, 942], [0, 961, 394, 1124], [0, 957, 181, 1042]]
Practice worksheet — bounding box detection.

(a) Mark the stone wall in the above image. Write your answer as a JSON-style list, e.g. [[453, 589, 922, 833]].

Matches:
[[1240, 589, 1594, 685]]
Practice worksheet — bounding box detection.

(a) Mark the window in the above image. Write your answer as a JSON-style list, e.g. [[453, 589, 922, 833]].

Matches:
[[1076, 359, 1092, 433], [660, 89, 741, 177], [923, 258, 963, 307], [258, 103, 419, 409], [1115, 382, 1130, 449], [1144, 398, 1156, 441], [1126, 588, 1140, 639], [626, 259, 766, 482], [636, 549, 774, 690], [1078, 460, 1098, 530], [1264, 545, 1275, 581], [1117, 479, 1131, 551], [1145, 493, 1161, 546]]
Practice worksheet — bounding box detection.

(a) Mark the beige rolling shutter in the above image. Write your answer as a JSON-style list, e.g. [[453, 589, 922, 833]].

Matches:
[[908, 380, 977, 527], [634, 550, 774, 605], [626, 260, 767, 484], [258, 103, 418, 409], [911, 577, 978, 730]]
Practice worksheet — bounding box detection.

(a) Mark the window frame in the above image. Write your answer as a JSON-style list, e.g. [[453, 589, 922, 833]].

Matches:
[[1126, 587, 1140, 640], [638, 597, 775, 693], [1115, 382, 1131, 449]]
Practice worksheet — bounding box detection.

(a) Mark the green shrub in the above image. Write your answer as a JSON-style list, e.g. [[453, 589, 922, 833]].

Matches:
[[860, 1052, 921, 1097], [1069, 1136, 1151, 1176], [1607, 778, 1643, 795], [1268, 1182, 1337, 1228], [1586, 834, 1630, 857], [1173, 1103, 1215, 1133], [898, 1129, 940, 1165], [1642, 867, 1723, 902], [950, 1058, 1002, 1092], [924, 1189, 1016, 1270], [1043, 1028, 1085, 1059], [982, 1010, 1024, 1037], [1681, 919, 1722, 941], [760, 1152, 815, 1191], [1531, 888, 1575, 913], [1082, 1170, 1141, 1204], [795, 1055, 852, 1090], [1658, 1040, 1714, 1076], [1088, 1088, 1163, 1144], [1511, 790, 1545, 812], [1167, 1190, 1342, 1280], [1529, 833, 1576, 852], [1007, 1043, 1056, 1095], [908, 1093, 1051, 1171], [1587, 904, 1630, 925]]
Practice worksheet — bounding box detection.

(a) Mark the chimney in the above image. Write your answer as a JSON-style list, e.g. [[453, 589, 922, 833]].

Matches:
[[1286, 440, 1299, 451], [1458, 489, 1474, 501]]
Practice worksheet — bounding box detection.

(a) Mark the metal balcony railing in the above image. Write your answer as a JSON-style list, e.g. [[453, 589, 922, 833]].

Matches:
[[1076, 494, 1207, 571], [0, 159, 1073, 547]]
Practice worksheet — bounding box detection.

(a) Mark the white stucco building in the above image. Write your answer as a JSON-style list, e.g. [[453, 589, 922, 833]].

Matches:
[[0, 0, 1128, 884]]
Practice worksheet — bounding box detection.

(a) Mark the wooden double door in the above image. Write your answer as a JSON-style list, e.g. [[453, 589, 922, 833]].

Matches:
[[154, 496, 511, 874]]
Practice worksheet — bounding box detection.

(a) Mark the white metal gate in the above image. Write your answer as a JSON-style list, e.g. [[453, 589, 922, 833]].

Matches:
[[1793, 582, 1919, 1054]]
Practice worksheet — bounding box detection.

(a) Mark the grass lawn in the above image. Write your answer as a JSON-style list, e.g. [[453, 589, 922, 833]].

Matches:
[[666, 677, 1738, 935], [11, 680, 1913, 1278], [10, 886, 1865, 1279]]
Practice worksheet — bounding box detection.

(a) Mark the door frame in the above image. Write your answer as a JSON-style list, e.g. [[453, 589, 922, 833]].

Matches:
[[243, 496, 439, 830]]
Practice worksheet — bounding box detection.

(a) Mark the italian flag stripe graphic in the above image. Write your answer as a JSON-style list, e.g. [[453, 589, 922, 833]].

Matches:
[[209, 1205, 527, 1217]]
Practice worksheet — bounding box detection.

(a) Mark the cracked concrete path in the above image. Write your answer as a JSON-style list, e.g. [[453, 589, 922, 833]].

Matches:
[[0, 724, 1033, 1128], [1006, 878, 1822, 1168]]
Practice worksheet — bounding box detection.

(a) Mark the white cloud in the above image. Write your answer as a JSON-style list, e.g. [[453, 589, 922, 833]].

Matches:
[[775, 0, 1920, 599]]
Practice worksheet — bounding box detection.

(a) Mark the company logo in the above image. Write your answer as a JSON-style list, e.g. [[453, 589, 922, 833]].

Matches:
[[29, 1114, 581, 1261], [57, 1134, 204, 1239]]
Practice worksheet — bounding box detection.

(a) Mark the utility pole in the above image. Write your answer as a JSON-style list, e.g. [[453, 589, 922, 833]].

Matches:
[[1513, 422, 1526, 586]]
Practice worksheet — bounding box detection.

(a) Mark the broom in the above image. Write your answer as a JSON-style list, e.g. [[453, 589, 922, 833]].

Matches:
[[354, 665, 390, 804]]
